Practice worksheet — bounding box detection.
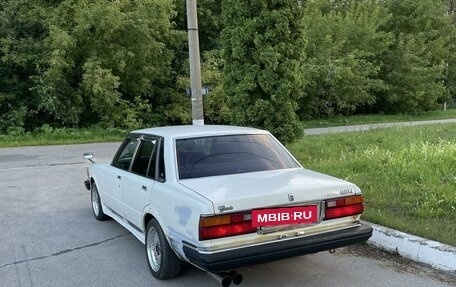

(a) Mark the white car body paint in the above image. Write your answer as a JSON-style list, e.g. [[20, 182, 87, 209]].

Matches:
[[86, 125, 371, 271], [179, 168, 359, 212]]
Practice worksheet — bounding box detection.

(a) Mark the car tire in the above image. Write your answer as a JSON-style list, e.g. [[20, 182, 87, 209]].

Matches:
[[91, 183, 109, 221], [145, 219, 183, 279]]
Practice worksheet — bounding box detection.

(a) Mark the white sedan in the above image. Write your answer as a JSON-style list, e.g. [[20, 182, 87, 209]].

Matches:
[[83, 125, 372, 285]]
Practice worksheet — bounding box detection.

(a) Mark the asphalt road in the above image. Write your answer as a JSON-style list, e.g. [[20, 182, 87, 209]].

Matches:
[[0, 143, 454, 287]]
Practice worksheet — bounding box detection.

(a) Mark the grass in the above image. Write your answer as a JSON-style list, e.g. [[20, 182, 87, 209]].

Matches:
[[1, 115, 455, 245], [0, 126, 126, 148], [287, 123, 456, 246], [302, 108, 456, 128]]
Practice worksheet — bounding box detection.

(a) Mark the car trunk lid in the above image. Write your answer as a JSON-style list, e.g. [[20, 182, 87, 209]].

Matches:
[[179, 168, 358, 213]]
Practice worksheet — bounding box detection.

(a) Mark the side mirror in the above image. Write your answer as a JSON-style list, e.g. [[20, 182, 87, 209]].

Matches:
[[83, 152, 94, 163]]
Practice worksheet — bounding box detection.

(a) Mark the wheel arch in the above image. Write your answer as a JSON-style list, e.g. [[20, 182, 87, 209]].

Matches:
[[144, 213, 155, 231], [143, 210, 187, 261]]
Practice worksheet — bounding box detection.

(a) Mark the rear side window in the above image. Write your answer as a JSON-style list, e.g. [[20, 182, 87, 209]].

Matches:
[[176, 134, 299, 179], [131, 139, 157, 177], [112, 138, 139, 171]]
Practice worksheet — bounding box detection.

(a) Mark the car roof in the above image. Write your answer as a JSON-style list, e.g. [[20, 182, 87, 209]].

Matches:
[[132, 125, 269, 138]]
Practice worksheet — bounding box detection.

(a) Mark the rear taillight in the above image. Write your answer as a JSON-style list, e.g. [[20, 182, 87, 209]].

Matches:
[[324, 195, 364, 220], [199, 212, 256, 240]]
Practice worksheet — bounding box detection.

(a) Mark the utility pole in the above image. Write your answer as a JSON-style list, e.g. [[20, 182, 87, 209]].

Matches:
[[186, 0, 204, 125]]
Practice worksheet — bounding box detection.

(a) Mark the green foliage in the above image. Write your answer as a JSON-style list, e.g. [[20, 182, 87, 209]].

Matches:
[[0, 0, 55, 133], [0, 126, 127, 148], [81, 59, 122, 125], [447, 32, 456, 99], [445, 2, 456, 100], [0, 0, 188, 133], [201, 50, 230, 124], [288, 124, 456, 246], [176, 49, 230, 124], [296, 0, 454, 118], [302, 108, 456, 128], [1, 0, 456, 134], [222, 0, 305, 142], [34, 24, 81, 125], [173, 0, 222, 52], [375, 0, 451, 112], [300, 0, 392, 117], [33, 0, 182, 128]]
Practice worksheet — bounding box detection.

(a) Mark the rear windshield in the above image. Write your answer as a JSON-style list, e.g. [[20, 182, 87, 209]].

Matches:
[[176, 134, 299, 179]]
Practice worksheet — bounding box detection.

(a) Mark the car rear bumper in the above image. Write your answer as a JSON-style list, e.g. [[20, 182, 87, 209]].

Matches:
[[183, 223, 373, 272]]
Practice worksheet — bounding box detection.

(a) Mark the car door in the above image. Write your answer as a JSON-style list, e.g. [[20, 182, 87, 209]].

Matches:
[[121, 136, 159, 230], [102, 136, 140, 217]]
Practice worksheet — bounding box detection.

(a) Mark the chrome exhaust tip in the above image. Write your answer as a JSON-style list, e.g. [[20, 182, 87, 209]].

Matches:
[[207, 272, 232, 287]]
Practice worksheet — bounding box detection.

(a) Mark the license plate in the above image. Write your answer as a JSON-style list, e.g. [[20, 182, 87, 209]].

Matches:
[[252, 205, 318, 227]]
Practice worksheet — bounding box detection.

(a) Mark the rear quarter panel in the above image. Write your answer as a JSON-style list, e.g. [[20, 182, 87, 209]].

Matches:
[[143, 135, 214, 259], [143, 181, 213, 259]]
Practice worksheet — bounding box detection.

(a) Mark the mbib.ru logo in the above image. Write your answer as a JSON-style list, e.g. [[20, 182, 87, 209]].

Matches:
[[252, 206, 318, 227]]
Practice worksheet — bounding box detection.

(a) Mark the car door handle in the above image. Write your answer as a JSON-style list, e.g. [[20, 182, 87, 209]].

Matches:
[[117, 175, 121, 180], [142, 185, 147, 192]]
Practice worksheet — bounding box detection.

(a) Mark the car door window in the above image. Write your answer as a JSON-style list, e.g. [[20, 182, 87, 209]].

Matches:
[[131, 139, 157, 177], [112, 138, 139, 171]]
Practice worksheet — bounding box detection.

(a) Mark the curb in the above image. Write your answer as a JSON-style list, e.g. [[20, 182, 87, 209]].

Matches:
[[363, 221, 456, 274]]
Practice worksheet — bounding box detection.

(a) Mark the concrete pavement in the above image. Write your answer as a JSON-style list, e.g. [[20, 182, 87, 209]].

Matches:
[[0, 143, 455, 286]]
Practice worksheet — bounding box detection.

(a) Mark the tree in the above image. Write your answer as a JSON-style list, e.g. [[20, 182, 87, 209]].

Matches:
[[32, 0, 183, 128], [375, 0, 450, 113], [222, 0, 306, 142], [443, 0, 456, 101], [0, 0, 56, 133], [299, 0, 392, 118]]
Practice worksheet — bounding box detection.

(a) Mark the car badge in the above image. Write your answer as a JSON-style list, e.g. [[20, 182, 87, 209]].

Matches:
[[325, 189, 354, 197], [340, 189, 353, 195], [288, 193, 294, 202], [218, 205, 234, 212]]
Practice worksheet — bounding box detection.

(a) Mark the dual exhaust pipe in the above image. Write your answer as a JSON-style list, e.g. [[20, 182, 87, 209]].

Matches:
[[206, 249, 337, 286], [208, 270, 243, 287]]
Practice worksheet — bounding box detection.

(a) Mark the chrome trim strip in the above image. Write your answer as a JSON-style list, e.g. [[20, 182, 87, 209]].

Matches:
[[200, 200, 324, 218], [126, 219, 144, 234], [106, 206, 123, 219]]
